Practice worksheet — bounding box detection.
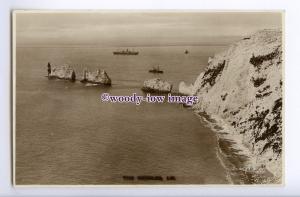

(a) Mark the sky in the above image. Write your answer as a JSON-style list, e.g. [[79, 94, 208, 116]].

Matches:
[[15, 11, 282, 47]]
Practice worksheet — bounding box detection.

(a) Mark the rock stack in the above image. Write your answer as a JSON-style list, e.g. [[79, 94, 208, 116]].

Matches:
[[49, 65, 76, 82], [142, 78, 172, 93], [80, 69, 111, 86]]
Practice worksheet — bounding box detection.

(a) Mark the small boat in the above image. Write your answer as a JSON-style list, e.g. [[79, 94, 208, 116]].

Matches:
[[149, 66, 164, 73], [184, 50, 189, 54]]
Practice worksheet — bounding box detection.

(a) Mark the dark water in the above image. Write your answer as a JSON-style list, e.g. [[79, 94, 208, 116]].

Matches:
[[15, 45, 229, 184]]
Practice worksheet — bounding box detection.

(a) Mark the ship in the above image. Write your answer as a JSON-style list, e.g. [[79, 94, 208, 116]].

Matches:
[[184, 49, 189, 54], [113, 49, 139, 55], [149, 66, 164, 74]]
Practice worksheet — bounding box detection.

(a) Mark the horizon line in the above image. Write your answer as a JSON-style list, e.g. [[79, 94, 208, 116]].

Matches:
[[16, 43, 233, 48]]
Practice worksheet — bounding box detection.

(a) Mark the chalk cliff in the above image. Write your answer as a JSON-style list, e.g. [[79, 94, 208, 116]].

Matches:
[[180, 29, 283, 183]]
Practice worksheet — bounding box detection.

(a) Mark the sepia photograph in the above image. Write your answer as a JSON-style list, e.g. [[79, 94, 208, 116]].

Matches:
[[13, 11, 283, 185]]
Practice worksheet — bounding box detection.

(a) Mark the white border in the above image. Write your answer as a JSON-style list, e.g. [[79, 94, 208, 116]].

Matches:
[[2, 0, 300, 196]]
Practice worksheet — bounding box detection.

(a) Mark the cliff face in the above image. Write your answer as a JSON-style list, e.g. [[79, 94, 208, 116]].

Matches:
[[181, 29, 283, 180]]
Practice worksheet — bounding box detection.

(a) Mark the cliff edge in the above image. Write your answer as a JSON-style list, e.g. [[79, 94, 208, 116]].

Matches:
[[181, 29, 283, 183]]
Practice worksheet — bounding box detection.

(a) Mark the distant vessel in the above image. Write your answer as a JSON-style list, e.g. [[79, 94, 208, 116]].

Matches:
[[185, 50, 189, 54], [149, 66, 164, 74], [113, 49, 139, 55]]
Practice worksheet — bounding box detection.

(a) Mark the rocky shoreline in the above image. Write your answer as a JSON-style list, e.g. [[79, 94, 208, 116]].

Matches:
[[197, 111, 277, 184]]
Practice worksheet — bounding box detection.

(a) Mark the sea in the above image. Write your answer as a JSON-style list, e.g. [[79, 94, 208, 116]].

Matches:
[[15, 45, 234, 185]]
